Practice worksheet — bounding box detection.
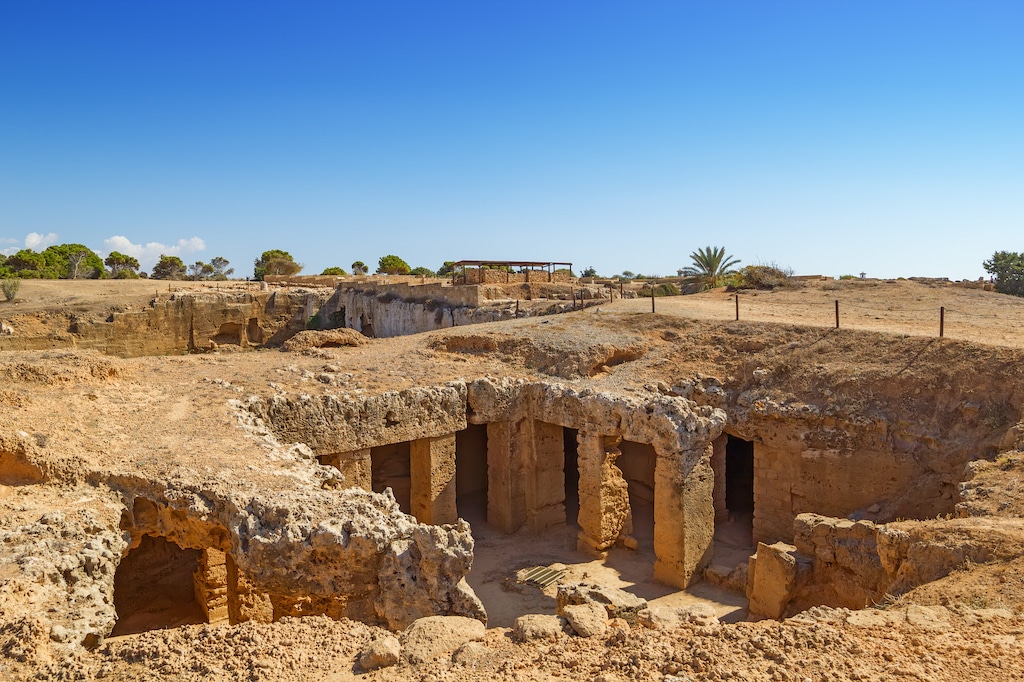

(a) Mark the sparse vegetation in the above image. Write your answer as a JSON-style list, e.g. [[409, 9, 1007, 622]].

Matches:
[[680, 246, 740, 291], [637, 282, 680, 297], [983, 250, 1024, 296], [254, 250, 302, 280], [376, 255, 411, 275], [151, 255, 187, 280], [351, 261, 369, 276], [104, 252, 141, 279], [729, 263, 794, 290], [2, 278, 20, 301]]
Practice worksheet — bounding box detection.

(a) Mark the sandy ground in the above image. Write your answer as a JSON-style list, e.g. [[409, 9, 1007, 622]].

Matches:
[[615, 278, 1024, 348]]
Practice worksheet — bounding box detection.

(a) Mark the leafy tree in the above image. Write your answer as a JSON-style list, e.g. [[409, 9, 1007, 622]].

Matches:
[[983, 251, 1024, 296], [0, 255, 10, 279], [376, 254, 411, 275], [437, 261, 456, 277], [42, 244, 103, 279], [410, 266, 436, 277], [680, 246, 741, 291], [254, 249, 302, 280], [621, 270, 635, 279], [351, 261, 368, 275], [105, 251, 140, 279], [321, 266, 348, 276], [581, 266, 598, 278], [210, 256, 234, 280], [188, 261, 214, 280], [6, 249, 51, 278], [151, 255, 186, 280]]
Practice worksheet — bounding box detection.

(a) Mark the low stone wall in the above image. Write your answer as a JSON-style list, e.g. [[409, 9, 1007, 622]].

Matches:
[[464, 269, 573, 285]]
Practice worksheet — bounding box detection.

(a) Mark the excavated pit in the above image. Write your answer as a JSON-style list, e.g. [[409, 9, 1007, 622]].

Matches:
[[5, 282, 1024, 678]]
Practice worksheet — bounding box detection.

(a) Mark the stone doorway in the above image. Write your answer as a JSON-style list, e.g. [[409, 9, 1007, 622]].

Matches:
[[111, 535, 205, 636], [725, 435, 755, 525], [563, 428, 580, 528], [456, 424, 489, 525], [618, 440, 657, 552], [371, 441, 412, 514]]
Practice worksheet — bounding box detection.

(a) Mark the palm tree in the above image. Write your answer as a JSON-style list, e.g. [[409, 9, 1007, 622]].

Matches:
[[680, 246, 741, 291]]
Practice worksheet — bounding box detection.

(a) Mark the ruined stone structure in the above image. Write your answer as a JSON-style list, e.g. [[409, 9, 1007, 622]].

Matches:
[[4, 279, 1024, 679], [249, 377, 726, 588]]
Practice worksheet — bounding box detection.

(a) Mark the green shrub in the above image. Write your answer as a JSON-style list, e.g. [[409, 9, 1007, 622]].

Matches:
[[2, 278, 20, 302], [638, 283, 681, 297], [731, 263, 793, 290], [839, 274, 858, 280]]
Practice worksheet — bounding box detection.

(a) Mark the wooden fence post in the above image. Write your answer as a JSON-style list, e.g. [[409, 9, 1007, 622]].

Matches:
[[940, 307, 945, 338], [735, 294, 739, 321], [835, 300, 839, 329]]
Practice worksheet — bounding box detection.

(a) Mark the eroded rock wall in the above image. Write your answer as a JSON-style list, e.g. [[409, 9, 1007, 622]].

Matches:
[[0, 290, 323, 356]]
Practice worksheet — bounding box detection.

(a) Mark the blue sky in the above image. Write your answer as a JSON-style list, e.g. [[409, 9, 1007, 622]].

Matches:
[[1, 2, 1021, 279]]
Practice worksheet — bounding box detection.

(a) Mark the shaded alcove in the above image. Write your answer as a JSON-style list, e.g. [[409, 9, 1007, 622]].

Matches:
[[455, 424, 489, 524], [111, 535, 205, 636], [246, 318, 263, 344], [212, 322, 244, 346], [563, 428, 580, 528], [617, 440, 657, 551], [725, 435, 755, 522], [371, 441, 412, 514]]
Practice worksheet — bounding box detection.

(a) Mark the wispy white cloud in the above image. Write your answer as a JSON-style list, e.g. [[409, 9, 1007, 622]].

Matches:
[[102, 235, 207, 271], [24, 232, 59, 250], [2, 232, 60, 256]]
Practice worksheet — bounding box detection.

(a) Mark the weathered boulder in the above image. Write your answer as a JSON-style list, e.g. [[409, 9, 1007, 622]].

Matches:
[[401, 615, 486, 664], [358, 635, 401, 671], [556, 583, 647, 625], [638, 604, 719, 629], [562, 602, 607, 637], [512, 614, 567, 642], [281, 328, 368, 352]]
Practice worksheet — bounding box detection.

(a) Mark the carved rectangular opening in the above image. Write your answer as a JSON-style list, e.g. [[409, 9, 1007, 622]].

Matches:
[[563, 427, 580, 528], [111, 535, 205, 636], [371, 441, 412, 514], [456, 424, 489, 524], [726, 435, 755, 522], [618, 440, 657, 551]]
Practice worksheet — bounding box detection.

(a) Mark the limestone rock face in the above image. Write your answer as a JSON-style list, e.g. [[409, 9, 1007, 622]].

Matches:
[[556, 583, 648, 625], [0, 490, 126, 658], [244, 383, 469, 454], [401, 615, 486, 664], [0, 290, 324, 356], [112, 475, 485, 632]]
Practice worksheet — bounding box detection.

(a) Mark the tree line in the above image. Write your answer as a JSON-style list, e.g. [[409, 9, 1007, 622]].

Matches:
[[0, 244, 235, 281]]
